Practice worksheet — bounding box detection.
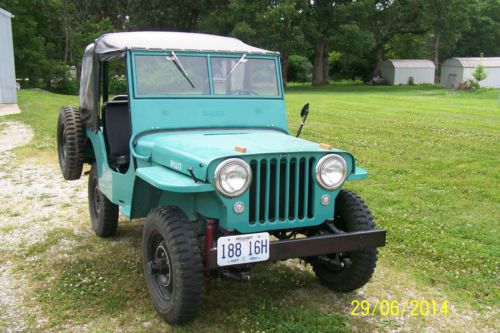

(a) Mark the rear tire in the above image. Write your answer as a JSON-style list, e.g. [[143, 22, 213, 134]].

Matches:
[[88, 163, 119, 237], [57, 106, 84, 180], [142, 206, 203, 325], [311, 190, 378, 292]]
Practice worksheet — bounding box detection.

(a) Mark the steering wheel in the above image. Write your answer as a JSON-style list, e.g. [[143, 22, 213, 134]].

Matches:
[[111, 95, 128, 101], [231, 89, 259, 96]]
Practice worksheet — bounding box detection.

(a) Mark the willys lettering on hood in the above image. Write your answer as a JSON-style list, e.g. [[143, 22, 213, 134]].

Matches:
[[135, 129, 353, 182]]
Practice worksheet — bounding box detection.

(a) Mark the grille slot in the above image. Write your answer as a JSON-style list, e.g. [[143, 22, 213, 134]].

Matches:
[[249, 156, 315, 224]]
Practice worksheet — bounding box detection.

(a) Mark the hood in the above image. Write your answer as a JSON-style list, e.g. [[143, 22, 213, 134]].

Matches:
[[135, 129, 351, 181]]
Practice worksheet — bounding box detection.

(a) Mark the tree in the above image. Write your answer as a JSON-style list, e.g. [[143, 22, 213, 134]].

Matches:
[[455, 0, 500, 57], [472, 64, 488, 82], [472, 54, 488, 86], [2, 0, 499, 89], [130, 0, 208, 31], [422, 0, 471, 81], [360, 0, 428, 79], [0, 0, 65, 87], [302, 0, 356, 86], [199, 0, 306, 84]]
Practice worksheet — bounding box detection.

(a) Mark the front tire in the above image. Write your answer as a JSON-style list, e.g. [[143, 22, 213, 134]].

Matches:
[[142, 206, 203, 325], [311, 190, 378, 292], [88, 163, 119, 237]]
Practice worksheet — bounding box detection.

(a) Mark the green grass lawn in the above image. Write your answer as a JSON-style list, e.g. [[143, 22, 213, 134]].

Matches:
[[3, 85, 499, 331], [284, 85, 500, 307]]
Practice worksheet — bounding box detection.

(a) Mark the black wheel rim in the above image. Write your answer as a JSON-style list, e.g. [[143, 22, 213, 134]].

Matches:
[[149, 234, 173, 302]]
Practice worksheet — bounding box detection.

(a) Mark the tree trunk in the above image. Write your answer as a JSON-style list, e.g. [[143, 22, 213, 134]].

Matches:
[[371, 43, 384, 79], [433, 32, 440, 83], [312, 38, 327, 86], [322, 39, 329, 84], [281, 54, 289, 86], [63, 0, 69, 64]]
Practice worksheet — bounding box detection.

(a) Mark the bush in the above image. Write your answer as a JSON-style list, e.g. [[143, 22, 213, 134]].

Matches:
[[53, 78, 79, 95], [471, 53, 488, 89], [467, 79, 480, 90], [287, 55, 312, 83], [109, 75, 127, 95], [472, 65, 487, 82]]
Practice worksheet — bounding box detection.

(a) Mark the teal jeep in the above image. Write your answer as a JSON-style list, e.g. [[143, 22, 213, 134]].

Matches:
[[57, 32, 386, 325]]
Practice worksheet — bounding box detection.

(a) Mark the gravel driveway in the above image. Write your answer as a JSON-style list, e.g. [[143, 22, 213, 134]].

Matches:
[[0, 121, 87, 331]]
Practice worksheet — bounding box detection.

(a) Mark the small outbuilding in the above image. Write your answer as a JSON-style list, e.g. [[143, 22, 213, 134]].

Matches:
[[0, 7, 16, 104], [380, 59, 435, 85], [440, 57, 500, 88]]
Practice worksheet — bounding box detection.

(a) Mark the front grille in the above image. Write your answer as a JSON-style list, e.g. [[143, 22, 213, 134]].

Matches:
[[249, 156, 316, 224]]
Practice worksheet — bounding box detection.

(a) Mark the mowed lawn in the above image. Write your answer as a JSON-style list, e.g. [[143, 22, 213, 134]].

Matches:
[[2, 86, 499, 332]]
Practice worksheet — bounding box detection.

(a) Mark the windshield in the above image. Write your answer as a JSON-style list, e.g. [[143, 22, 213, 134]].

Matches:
[[135, 55, 210, 95], [133, 53, 280, 97], [211, 57, 279, 96]]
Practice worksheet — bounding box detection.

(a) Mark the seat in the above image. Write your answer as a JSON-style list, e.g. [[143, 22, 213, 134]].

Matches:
[[102, 100, 132, 172]]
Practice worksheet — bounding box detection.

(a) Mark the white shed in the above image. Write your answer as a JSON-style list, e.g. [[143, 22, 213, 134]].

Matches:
[[0, 8, 16, 104], [440, 57, 500, 88], [380, 59, 435, 85]]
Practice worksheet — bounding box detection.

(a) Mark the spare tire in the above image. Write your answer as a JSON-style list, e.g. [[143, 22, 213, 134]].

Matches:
[[57, 106, 85, 180]]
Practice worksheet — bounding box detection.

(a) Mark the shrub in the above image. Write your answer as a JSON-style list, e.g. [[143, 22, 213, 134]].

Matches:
[[52, 78, 79, 95], [287, 55, 312, 83], [472, 65, 487, 82], [467, 79, 480, 90], [471, 53, 488, 89], [109, 75, 127, 95]]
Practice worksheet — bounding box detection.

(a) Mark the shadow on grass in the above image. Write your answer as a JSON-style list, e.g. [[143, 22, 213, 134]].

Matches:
[[23, 222, 374, 332]]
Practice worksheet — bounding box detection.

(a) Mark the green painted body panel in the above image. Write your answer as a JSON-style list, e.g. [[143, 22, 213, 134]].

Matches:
[[133, 130, 356, 232], [136, 166, 214, 193], [83, 49, 369, 233], [202, 152, 343, 233], [135, 129, 355, 181], [86, 129, 135, 218], [128, 99, 288, 136], [348, 167, 368, 181]]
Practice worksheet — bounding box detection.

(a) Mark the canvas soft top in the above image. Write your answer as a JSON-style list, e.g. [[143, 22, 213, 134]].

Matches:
[[94, 31, 277, 59], [79, 32, 279, 130]]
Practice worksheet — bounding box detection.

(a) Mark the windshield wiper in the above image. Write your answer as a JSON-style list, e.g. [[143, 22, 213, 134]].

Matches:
[[222, 54, 247, 80], [167, 51, 196, 88]]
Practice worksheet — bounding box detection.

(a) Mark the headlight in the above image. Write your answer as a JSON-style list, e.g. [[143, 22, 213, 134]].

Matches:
[[315, 154, 347, 190], [214, 158, 252, 197]]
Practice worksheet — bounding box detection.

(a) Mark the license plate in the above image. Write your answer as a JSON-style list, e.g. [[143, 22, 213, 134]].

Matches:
[[217, 232, 270, 266]]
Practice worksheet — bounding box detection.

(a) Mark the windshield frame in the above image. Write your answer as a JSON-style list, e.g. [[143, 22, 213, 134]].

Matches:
[[129, 50, 283, 100]]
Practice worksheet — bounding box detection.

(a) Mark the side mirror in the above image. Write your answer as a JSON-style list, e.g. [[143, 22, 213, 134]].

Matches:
[[300, 103, 310, 117], [296, 103, 310, 137]]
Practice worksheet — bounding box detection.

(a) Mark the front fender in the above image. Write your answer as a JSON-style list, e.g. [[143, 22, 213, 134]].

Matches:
[[136, 166, 214, 193], [348, 167, 368, 181]]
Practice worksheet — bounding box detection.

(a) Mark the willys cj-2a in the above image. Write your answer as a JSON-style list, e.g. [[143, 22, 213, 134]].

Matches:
[[57, 31, 386, 324]]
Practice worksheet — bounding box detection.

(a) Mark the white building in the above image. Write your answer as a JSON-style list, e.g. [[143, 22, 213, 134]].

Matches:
[[380, 59, 435, 85], [0, 7, 16, 104], [440, 57, 500, 88]]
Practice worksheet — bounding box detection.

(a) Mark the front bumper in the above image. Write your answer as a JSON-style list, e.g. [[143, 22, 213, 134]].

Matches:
[[205, 229, 386, 270]]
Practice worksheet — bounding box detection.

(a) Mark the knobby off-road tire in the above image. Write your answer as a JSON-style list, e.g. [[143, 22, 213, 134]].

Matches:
[[88, 163, 119, 237], [142, 206, 203, 325], [57, 106, 85, 180], [312, 190, 378, 292]]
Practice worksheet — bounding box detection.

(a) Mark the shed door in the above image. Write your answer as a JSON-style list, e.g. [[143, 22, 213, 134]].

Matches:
[[447, 74, 457, 88]]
